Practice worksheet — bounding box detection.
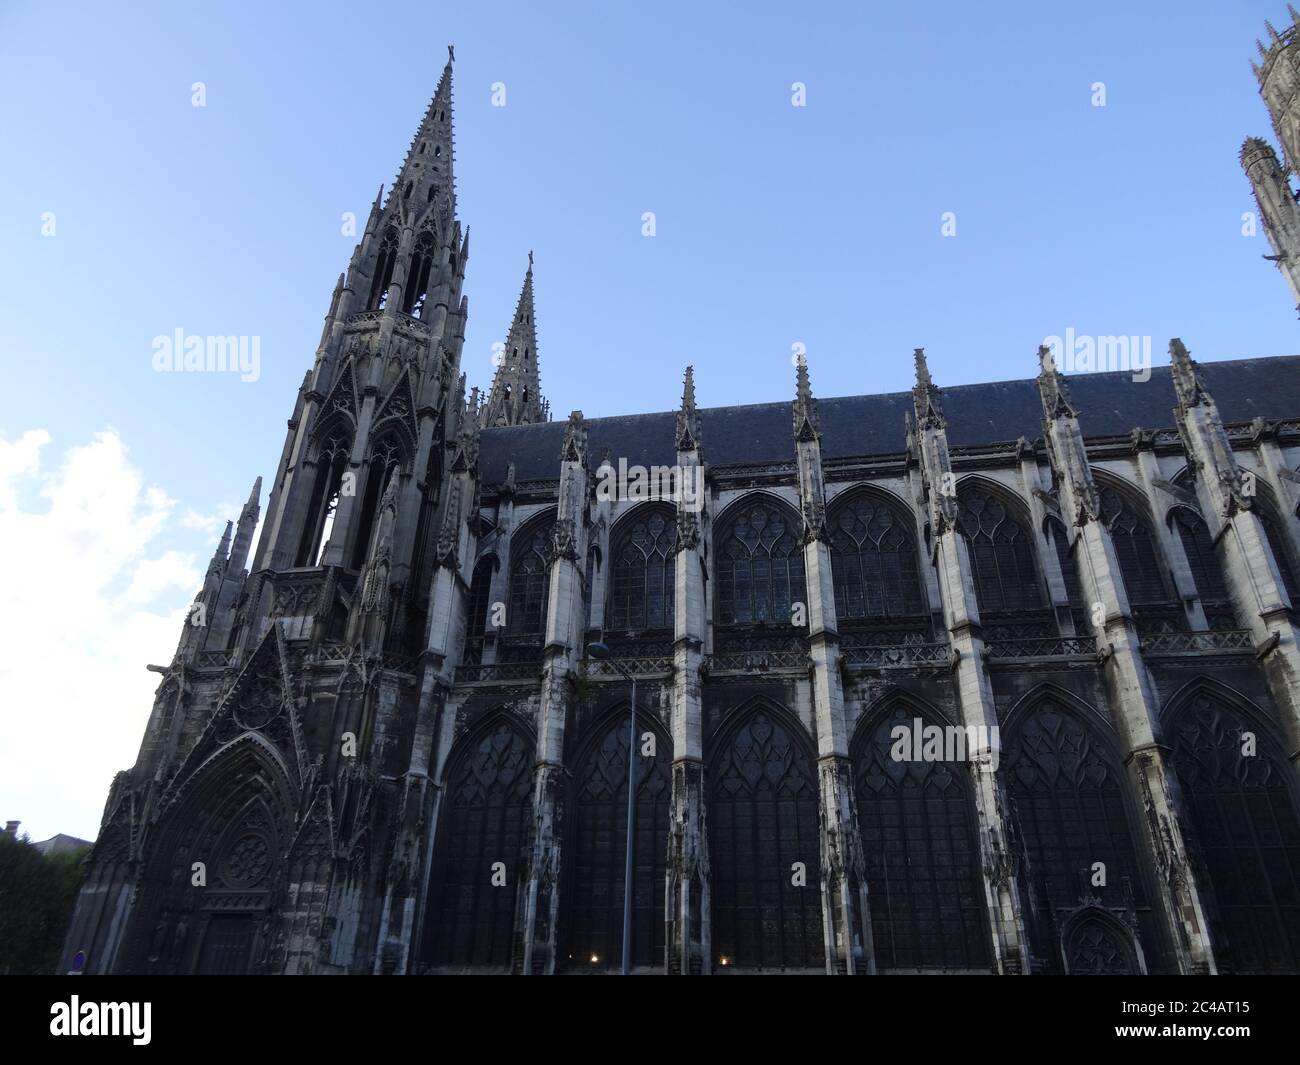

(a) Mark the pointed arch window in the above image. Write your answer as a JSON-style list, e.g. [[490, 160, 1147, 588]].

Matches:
[[424, 721, 534, 968], [403, 231, 436, 317], [562, 716, 670, 970], [464, 556, 496, 664], [1171, 505, 1228, 601], [709, 709, 823, 968], [610, 509, 677, 631], [1169, 692, 1300, 973], [828, 493, 923, 619], [296, 430, 351, 568], [349, 436, 404, 570], [956, 487, 1043, 612], [367, 226, 399, 310], [1098, 484, 1167, 605], [715, 502, 807, 626], [854, 704, 990, 969], [1004, 699, 1150, 971], [1258, 505, 1300, 603], [508, 515, 554, 637]]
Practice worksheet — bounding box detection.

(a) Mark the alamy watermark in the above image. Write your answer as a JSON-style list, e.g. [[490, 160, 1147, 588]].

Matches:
[[1041, 327, 1151, 382], [594, 457, 704, 511], [152, 329, 261, 382], [890, 717, 1001, 771]]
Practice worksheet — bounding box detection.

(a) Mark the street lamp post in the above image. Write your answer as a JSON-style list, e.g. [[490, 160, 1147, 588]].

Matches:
[[585, 640, 636, 976]]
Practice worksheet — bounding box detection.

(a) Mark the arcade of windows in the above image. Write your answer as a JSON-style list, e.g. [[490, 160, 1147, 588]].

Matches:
[[421, 477, 1300, 972], [477, 479, 1300, 643]]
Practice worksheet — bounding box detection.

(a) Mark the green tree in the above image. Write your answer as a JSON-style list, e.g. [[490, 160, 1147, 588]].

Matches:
[[0, 833, 90, 974]]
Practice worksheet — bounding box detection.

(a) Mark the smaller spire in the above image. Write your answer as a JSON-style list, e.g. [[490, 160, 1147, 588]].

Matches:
[[242, 476, 262, 517], [481, 254, 545, 427], [1259, 38, 1270, 60], [208, 520, 233, 578], [912, 347, 945, 429], [562, 410, 587, 464], [792, 352, 820, 442], [676, 365, 701, 451], [1266, 19, 1281, 42], [1169, 337, 1208, 411], [1036, 344, 1077, 419]]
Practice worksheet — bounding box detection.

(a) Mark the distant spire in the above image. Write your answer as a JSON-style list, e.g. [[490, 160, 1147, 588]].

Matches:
[[1267, 19, 1281, 42], [791, 352, 820, 442], [208, 520, 233, 578], [481, 255, 546, 427], [242, 476, 262, 518], [912, 347, 945, 429], [676, 365, 701, 451]]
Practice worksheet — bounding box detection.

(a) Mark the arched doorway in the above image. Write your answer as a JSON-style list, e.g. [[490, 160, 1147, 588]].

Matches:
[[708, 706, 823, 970]]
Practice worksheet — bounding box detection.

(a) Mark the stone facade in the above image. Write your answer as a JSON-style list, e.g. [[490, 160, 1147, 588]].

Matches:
[[62, 48, 1300, 977]]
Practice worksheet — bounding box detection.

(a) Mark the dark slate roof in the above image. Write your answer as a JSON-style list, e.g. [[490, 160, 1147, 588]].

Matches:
[[478, 356, 1300, 485]]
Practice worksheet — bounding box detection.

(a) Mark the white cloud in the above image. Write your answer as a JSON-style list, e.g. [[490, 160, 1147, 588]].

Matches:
[[0, 430, 221, 842]]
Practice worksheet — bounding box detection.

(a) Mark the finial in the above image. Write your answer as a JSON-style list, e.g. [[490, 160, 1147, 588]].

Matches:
[[527, 249, 534, 271], [1037, 343, 1055, 376], [913, 347, 931, 388], [682, 365, 696, 409], [1169, 337, 1206, 410], [447, 44, 455, 64], [911, 347, 945, 429], [795, 349, 812, 400]]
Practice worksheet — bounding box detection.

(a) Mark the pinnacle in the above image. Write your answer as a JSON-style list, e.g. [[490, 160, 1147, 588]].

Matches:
[[913, 347, 932, 388]]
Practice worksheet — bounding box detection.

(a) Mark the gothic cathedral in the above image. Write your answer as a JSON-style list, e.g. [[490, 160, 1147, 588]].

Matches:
[[63, 36, 1300, 976]]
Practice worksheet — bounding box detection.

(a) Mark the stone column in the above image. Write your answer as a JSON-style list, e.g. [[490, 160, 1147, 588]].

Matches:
[[520, 412, 589, 973], [910, 349, 1030, 974], [792, 358, 872, 975], [1038, 345, 1217, 973], [666, 368, 710, 974]]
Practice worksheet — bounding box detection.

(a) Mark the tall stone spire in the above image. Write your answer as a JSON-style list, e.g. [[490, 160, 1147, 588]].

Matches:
[[481, 253, 548, 427], [388, 46, 457, 220]]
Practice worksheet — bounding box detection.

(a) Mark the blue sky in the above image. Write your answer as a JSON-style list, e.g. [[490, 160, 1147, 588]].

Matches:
[[1, 0, 1297, 839]]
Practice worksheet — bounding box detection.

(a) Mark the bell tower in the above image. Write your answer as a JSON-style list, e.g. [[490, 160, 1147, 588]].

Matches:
[[62, 51, 488, 977], [243, 46, 472, 657]]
